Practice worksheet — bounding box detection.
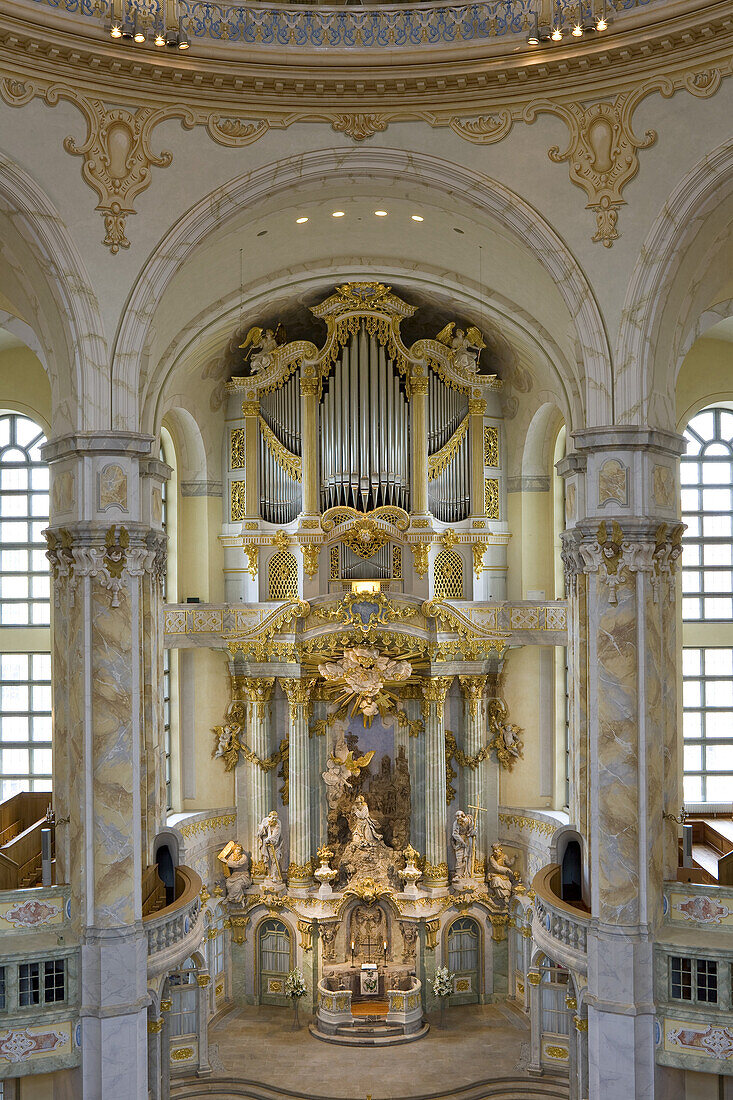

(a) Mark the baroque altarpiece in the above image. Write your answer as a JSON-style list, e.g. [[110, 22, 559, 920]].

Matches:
[[163, 283, 567, 1032]]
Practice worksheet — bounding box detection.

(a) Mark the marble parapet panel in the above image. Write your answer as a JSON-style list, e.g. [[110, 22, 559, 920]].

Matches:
[[498, 808, 568, 884]]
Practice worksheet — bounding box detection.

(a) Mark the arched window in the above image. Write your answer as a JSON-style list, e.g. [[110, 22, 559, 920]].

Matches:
[[447, 917, 480, 1001], [681, 407, 733, 803], [433, 549, 464, 599], [159, 427, 178, 814], [0, 414, 51, 801], [0, 414, 49, 627], [259, 918, 291, 1003], [168, 958, 197, 1037]]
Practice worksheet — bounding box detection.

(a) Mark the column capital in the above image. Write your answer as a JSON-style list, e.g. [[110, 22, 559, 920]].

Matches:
[[280, 676, 317, 715], [46, 523, 166, 607], [421, 676, 453, 707], [233, 676, 276, 703], [560, 519, 683, 602]]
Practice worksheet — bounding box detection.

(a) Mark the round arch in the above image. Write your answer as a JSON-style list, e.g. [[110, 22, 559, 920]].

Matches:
[[0, 153, 107, 436], [114, 147, 611, 433], [616, 135, 733, 430]]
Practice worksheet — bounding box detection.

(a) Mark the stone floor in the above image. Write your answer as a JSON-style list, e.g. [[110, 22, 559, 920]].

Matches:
[[200, 1001, 541, 1099]]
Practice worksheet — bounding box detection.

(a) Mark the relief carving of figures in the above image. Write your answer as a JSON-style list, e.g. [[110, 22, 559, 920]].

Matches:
[[351, 795, 384, 849], [217, 841, 252, 903], [486, 843, 521, 910], [257, 811, 284, 885], [319, 921, 339, 962]]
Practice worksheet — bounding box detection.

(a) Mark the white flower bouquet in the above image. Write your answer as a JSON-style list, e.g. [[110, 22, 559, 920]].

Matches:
[[432, 966, 455, 998], [285, 968, 308, 999]]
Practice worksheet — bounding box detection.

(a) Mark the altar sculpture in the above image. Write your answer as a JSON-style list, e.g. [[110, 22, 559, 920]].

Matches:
[[217, 841, 252, 903], [257, 810, 285, 888], [451, 809, 476, 886]]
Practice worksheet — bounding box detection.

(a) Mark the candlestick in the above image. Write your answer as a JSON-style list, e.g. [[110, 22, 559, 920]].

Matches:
[[351, 940, 355, 966]]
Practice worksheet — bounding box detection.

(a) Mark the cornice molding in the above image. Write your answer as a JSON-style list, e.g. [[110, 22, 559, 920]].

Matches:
[[0, 1, 730, 251]]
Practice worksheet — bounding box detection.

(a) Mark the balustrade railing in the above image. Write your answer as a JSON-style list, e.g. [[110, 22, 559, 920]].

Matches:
[[531, 865, 590, 963], [144, 866, 203, 964]]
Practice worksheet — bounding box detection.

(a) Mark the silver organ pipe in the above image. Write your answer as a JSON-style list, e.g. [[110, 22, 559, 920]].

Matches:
[[341, 542, 391, 580], [319, 321, 410, 512], [427, 372, 470, 523], [259, 370, 302, 524]]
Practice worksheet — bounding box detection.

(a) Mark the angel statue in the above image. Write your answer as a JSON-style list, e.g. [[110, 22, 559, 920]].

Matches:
[[435, 321, 486, 374], [239, 323, 286, 374]]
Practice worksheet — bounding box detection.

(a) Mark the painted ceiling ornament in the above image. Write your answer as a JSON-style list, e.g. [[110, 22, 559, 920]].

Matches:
[[318, 646, 412, 725]]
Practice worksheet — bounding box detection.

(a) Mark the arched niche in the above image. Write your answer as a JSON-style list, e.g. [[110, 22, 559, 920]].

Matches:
[[550, 826, 589, 907]]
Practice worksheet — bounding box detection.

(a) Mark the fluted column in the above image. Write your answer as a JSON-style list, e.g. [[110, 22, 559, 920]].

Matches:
[[458, 675, 494, 874], [468, 398, 487, 519], [410, 371, 429, 517], [422, 676, 452, 887], [558, 427, 685, 1100], [281, 677, 315, 887], [44, 432, 165, 1099], [242, 398, 260, 520], [300, 372, 320, 516], [236, 676, 275, 873]]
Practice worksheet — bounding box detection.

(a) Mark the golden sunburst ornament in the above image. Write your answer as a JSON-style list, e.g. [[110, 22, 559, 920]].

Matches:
[[318, 646, 413, 726]]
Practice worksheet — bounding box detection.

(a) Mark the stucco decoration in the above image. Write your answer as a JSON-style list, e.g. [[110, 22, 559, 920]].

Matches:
[[98, 463, 128, 512], [331, 114, 390, 141], [653, 465, 675, 510]]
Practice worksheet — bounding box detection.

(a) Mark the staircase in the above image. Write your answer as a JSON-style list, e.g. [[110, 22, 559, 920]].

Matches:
[[173, 1076, 568, 1100], [309, 1016, 430, 1045], [0, 792, 53, 890]]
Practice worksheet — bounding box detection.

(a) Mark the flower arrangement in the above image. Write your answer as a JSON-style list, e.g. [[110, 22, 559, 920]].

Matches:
[[432, 966, 455, 998], [285, 968, 308, 999]]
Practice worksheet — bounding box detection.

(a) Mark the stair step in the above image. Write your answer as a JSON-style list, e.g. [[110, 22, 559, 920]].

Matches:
[[172, 1074, 569, 1100]]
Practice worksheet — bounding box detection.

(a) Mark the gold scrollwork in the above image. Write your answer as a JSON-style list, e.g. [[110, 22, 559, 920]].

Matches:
[[258, 416, 302, 481], [483, 425, 499, 468], [484, 478, 500, 519], [230, 427, 246, 470], [231, 481, 246, 522], [171, 1047, 194, 1061], [428, 416, 469, 480]]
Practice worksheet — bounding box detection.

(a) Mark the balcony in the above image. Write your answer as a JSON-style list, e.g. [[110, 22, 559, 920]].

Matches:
[[144, 866, 205, 978], [531, 865, 590, 975]]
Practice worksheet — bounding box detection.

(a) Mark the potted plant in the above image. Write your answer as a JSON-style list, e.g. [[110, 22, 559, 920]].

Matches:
[[432, 965, 455, 1029], [285, 967, 308, 1030]]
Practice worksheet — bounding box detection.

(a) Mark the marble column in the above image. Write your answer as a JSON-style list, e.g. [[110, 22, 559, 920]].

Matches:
[[422, 676, 453, 887], [236, 676, 275, 875], [281, 677, 315, 887], [44, 432, 167, 1099], [458, 675, 495, 874], [300, 372, 320, 517], [409, 371, 429, 518], [558, 427, 685, 1100], [468, 398, 487, 519]]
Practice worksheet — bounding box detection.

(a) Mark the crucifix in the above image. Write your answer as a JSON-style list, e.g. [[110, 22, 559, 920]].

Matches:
[[468, 794, 488, 878], [359, 932, 381, 964]]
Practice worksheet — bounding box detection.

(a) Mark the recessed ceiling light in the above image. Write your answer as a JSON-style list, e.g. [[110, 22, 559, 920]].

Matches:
[[374, 210, 388, 217], [453, 227, 465, 234], [296, 217, 308, 224], [257, 230, 267, 237], [332, 211, 345, 218], [411, 215, 424, 222]]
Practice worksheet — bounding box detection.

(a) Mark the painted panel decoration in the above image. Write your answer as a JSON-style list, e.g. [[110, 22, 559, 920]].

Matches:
[[665, 1022, 733, 1060], [670, 892, 733, 926], [0, 1023, 71, 1063], [0, 898, 63, 928]]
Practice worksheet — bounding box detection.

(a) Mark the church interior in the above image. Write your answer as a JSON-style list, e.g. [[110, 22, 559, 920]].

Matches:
[[0, 0, 732, 1097]]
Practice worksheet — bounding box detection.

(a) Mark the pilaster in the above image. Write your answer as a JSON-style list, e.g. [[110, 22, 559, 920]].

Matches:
[[234, 676, 275, 869], [469, 398, 487, 520], [300, 373, 320, 517], [410, 371, 429, 519], [558, 426, 685, 1100], [43, 431, 166, 1099], [458, 674, 497, 872]]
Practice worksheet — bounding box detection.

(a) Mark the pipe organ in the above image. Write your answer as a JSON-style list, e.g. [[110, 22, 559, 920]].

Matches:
[[320, 326, 410, 514], [259, 373, 302, 525], [427, 374, 470, 524], [224, 282, 506, 602]]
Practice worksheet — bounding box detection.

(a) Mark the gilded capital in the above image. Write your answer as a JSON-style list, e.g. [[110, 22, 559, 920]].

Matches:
[[242, 400, 260, 417], [281, 676, 316, 712], [239, 677, 276, 703], [422, 676, 453, 706], [468, 399, 487, 415], [409, 372, 429, 397], [459, 674, 487, 718]]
